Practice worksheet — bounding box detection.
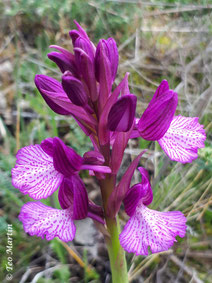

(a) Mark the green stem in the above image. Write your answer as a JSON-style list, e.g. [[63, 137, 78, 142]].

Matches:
[[105, 216, 128, 283], [100, 174, 128, 283]]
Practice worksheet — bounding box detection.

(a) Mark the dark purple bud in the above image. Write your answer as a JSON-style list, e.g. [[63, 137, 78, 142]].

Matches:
[[75, 37, 94, 60], [95, 40, 112, 110], [108, 95, 137, 132], [74, 48, 98, 102], [70, 21, 95, 52], [52, 137, 83, 176], [48, 51, 78, 75], [34, 74, 72, 115], [106, 38, 119, 81], [62, 72, 88, 107], [73, 20, 90, 41], [138, 88, 178, 141], [59, 176, 88, 220], [83, 151, 105, 165], [69, 30, 81, 46]]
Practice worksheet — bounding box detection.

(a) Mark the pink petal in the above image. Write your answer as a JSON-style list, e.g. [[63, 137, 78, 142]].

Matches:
[[12, 145, 63, 199], [19, 202, 76, 242], [158, 115, 206, 163], [119, 203, 186, 256]]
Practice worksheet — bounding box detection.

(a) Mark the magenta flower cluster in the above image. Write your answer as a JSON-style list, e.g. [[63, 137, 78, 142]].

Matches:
[[12, 21, 206, 256]]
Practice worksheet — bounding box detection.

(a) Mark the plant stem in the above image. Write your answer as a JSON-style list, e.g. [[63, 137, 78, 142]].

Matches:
[[100, 174, 128, 283], [105, 216, 128, 283]]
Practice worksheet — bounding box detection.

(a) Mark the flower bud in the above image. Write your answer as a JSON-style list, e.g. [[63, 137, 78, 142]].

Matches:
[[74, 48, 98, 102], [62, 72, 88, 107], [108, 95, 137, 132], [34, 74, 72, 115], [47, 52, 78, 75]]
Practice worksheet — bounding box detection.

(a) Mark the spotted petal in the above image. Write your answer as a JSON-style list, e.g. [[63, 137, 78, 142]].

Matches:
[[120, 203, 186, 256], [19, 202, 76, 242], [12, 145, 63, 199], [158, 115, 206, 163]]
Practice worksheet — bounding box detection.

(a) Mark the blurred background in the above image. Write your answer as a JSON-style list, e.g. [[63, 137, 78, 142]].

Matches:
[[0, 0, 212, 282]]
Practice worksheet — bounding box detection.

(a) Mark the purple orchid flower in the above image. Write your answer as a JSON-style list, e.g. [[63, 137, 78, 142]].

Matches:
[[119, 167, 186, 255], [133, 80, 206, 163], [12, 21, 206, 277]]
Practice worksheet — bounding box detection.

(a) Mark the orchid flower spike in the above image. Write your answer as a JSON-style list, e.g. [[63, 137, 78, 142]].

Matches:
[[12, 21, 206, 274]]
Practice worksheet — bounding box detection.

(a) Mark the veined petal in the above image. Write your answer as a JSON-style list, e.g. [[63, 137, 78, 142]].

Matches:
[[158, 115, 206, 163], [19, 202, 76, 242], [12, 144, 63, 200], [119, 202, 186, 256]]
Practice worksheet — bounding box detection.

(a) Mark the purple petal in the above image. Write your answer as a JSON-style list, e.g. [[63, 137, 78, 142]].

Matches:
[[83, 151, 105, 165], [108, 94, 137, 132], [151, 80, 169, 103], [58, 176, 88, 220], [88, 201, 104, 218], [19, 202, 76, 242], [95, 39, 112, 110], [11, 144, 63, 200], [124, 167, 153, 216], [138, 89, 178, 140], [69, 30, 81, 45], [40, 137, 54, 157], [74, 48, 98, 102], [108, 150, 147, 217], [49, 45, 75, 60], [158, 115, 206, 163], [48, 52, 78, 75], [75, 36, 94, 60], [80, 164, 111, 173], [110, 129, 133, 174], [35, 74, 72, 115], [98, 73, 130, 145], [62, 72, 88, 106], [119, 202, 186, 256], [53, 137, 83, 176], [106, 38, 119, 81], [35, 74, 95, 124], [72, 20, 90, 42]]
